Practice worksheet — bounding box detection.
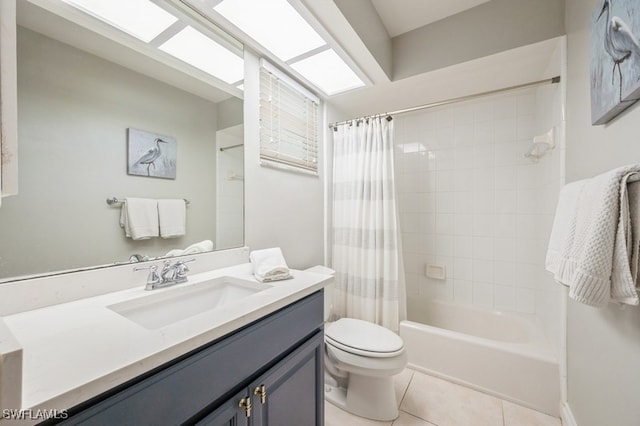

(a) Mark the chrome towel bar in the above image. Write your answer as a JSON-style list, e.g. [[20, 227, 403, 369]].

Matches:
[[106, 197, 190, 206]]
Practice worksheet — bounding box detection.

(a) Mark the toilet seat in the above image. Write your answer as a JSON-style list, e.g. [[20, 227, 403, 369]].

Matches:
[[325, 318, 404, 358]]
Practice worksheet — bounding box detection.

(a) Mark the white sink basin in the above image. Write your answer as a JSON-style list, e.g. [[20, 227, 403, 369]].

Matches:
[[108, 276, 272, 330]]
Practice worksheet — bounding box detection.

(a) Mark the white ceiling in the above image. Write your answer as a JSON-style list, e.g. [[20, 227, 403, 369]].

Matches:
[[370, 0, 492, 37]]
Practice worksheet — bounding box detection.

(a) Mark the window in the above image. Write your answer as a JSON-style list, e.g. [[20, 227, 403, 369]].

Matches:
[[259, 61, 319, 174]]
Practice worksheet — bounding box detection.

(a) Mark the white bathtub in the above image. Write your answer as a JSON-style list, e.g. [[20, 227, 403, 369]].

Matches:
[[399, 298, 560, 416]]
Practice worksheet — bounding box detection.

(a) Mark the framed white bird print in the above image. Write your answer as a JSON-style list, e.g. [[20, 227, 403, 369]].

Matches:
[[590, 0, 640, 124], [127, 128, 177, 179]]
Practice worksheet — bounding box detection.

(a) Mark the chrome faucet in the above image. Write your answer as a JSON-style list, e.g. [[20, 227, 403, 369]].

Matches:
[[135, 258, 195, 291]]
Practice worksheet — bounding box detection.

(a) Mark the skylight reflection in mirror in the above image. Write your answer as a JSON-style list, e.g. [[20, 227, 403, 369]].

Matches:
[[159, 26, 244, 84], [61, 0, 178, 42], [59, 0, 244, 86], [214, 0, 325, 61]]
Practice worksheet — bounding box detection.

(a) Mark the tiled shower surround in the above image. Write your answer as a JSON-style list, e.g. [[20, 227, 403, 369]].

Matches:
[[395, 86, 563, 317]]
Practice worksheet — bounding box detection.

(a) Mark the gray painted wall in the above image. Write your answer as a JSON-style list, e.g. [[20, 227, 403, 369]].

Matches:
[[243, 50, 324, 269], [0, 28, 221, 278], [565, 0, 640, 424], [393, 0, 565, 80]]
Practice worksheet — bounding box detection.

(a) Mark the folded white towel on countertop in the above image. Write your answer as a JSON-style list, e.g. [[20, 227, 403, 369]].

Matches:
[[548, 164, 640, 307], [120, 198, 159, 240], [250, 247, 292, 282], [158, 199, 186, 238]]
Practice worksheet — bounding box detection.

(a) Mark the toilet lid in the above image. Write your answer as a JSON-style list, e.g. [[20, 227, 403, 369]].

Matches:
[[325, 318, 404, 357]]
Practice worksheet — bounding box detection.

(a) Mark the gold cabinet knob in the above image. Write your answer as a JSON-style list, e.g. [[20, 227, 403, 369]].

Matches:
[[254, 384, 267, 404], [239, 397, 252, 417]]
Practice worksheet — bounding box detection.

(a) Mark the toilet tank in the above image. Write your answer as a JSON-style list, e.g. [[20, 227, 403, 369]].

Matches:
[[305, 265, 335, 321]]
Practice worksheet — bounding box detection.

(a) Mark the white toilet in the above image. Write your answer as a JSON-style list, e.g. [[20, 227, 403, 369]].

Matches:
[[324, 318, 408, 421], [304, 265, 408, 421]]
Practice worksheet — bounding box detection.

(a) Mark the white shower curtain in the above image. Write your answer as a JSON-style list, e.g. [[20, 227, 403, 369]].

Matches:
[[331, 116, 406, 332]]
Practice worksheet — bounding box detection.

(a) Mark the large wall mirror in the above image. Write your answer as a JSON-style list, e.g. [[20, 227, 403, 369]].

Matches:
[[0, 0, 245, 282]]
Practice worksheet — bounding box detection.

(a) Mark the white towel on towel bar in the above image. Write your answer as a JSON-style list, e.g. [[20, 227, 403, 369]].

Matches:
[[545, 179, 586, 273], [628, 181, 640, 285], [249, 247, 292, 282], [120, 198, 159, 240], [158, 199, 186, 238], [548, 165, 640, 307]]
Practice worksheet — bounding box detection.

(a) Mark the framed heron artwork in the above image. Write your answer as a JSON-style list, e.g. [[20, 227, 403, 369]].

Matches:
[[127, 128, 177, 179], [590, 0, 640, 125]]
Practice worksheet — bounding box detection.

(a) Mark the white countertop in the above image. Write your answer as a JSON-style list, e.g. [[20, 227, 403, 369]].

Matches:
[[0, 263, 330, 412]]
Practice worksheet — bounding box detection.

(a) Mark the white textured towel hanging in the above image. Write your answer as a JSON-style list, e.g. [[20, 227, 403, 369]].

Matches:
[[546, 165, 640, 307]]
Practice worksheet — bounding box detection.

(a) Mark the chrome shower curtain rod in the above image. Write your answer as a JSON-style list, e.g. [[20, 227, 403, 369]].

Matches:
[[329, 76, 561, 129]]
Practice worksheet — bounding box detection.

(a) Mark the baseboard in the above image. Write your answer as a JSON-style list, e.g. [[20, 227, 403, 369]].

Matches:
[[560, 402, 577, 426]]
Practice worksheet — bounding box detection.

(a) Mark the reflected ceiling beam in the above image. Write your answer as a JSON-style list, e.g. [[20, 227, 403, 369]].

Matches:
[[147, 20, 186, 48]]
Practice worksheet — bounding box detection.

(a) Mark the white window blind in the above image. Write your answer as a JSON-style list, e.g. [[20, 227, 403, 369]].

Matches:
[[260, 61, 319, 174]]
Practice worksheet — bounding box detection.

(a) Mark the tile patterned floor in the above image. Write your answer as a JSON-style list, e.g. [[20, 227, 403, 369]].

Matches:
[[325, 369, 562, 426]]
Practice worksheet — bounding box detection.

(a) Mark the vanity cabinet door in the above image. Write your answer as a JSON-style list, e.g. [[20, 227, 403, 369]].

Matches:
[[249, 330, 324, 426], [195, 390, 249, 426], [197, 330, 324, 426]]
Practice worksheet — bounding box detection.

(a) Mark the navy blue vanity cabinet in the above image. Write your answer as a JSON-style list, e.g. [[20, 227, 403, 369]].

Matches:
[[198, 331, 323, 426], [52, 291, 324, 426]]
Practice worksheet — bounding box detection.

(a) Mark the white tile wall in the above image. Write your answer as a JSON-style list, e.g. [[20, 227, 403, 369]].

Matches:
[[395, 87, 562, 315]]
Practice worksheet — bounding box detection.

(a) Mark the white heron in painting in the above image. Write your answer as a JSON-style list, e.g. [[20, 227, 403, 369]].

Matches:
[[135, 138, 168, 176], [597, 0, 640, 101]]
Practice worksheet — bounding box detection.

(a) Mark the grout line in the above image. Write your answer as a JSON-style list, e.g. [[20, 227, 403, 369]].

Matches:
[[398, 370, 441, 425], [396, 410, 439, 426], [398, 369, 415, 408]]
